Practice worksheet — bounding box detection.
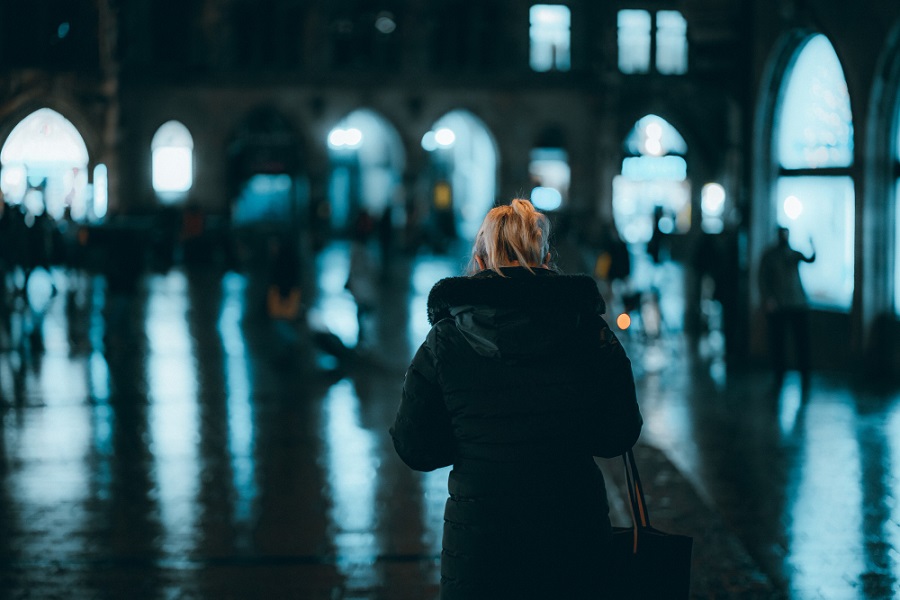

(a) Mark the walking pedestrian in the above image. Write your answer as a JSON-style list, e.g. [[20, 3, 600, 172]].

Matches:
[[390, 198, 643, 599], [345, 211, 378, 348]]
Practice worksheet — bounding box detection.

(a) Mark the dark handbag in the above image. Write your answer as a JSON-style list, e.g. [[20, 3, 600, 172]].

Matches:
[[609, 449, 693, 599]]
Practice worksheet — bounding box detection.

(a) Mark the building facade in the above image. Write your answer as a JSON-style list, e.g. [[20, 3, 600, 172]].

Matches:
[[1, 0, 900, 372]]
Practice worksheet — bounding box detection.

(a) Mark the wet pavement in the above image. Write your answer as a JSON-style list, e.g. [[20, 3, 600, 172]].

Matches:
[[0, 242, 899, 599]]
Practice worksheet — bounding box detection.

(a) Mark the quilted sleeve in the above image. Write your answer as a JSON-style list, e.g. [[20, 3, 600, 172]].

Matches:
[[390, 334, 456, 471], [588, 316, 643, 458]]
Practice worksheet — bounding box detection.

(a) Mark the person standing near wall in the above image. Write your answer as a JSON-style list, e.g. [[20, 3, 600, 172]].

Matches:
[[758, 226, 816, 387]]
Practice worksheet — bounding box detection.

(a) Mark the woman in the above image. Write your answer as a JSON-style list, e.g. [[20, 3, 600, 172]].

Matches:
[[390, 199, 642, 599]]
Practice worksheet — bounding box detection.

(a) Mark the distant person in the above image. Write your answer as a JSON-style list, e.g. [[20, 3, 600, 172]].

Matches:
[[180, 202, 206, 264], [265, 234, 308, 366], [266, 235, 302, 323], [646, 205, 666, 264], [345, 211, 378, 347], [378, 204, 394, 280], [758, 226, 816, 385], [391, 199, 642, 599]]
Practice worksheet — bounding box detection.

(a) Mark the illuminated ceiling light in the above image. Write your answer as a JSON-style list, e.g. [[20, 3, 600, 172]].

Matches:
[[435, 128, 456, 147], [329, 127, 363, 149], [531, 186, 562, 211], [375, 12, 396, 34], [783, 195, 803, 220], [644, 138, 663, 156], [421, 131, 438, 152], [344, 128, 363, 148], [701, 183, 726, 215], [658, 216, 675, 234], [328, 128, 347, 148]]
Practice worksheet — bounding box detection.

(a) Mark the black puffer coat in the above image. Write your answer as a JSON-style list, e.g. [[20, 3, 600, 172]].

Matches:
[[391, 267, 642, 600]]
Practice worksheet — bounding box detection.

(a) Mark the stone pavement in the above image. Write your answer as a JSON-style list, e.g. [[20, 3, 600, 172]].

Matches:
[[0, 245, 897, 599]]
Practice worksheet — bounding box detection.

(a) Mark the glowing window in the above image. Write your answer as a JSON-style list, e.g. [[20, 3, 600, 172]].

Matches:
[[618, 10, 688, 75], [425, 110, 498, 240], [93, 164, 108, 219], [778, 35, 854, 169], [152, 121, 194, 196], [617, 10, 651, 74], [529, 5, 571, 72], [775, 34, 854, 310], [625, 114, 688, 157], [614, 115, 690, 244], [529, 148, 569, 211], [0, 108, 90, 219], [701, 183, 726, 234], [656, 11, 688, 75]]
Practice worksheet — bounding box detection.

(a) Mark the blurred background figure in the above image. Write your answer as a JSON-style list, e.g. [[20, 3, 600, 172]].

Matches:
[[345, 210, 378, 348], [758, 226, 816, 388], [265, 234, 304, 363]]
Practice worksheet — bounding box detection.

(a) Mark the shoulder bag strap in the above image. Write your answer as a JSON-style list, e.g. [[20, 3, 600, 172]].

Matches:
[[622, 448, 651, 553]]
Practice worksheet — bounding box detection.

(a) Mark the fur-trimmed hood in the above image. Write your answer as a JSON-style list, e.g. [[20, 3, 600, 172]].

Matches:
[[426, 267, 605, 359]]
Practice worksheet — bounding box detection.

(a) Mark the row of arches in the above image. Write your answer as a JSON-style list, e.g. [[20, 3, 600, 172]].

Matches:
[[0, 104, 698, 251], [3, 28, 897, 326]]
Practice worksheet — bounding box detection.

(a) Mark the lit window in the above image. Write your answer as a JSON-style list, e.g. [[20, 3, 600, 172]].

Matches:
[[232, 174, 293, 226], [425, 110, 498, 240], [530, 5, 571, 72], [617, 9, 688, 75], [93, 164, 108, 219], [617, 10, 651, 74], [613, 115, 690, 244], [151, 121, 194, 197], [778, 37, 854, 169], [701, 183, 726, 234], [0, 107, 90, 219], [529, 148, 569, 211], [775, 34, 854, 310], [624, 114, 688, 157], [656, 11, 688, 75]]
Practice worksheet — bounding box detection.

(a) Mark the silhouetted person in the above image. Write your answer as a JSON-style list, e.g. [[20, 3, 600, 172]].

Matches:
[[646, 205, 666, 264], [378, 204, 394, 280], [100, 223, 145, 353], [391, 199, 642, 599], [266, 235, 302, 321], [180, 202, 206, 265], [345, 212, 378, 348], [758, 226, 816, 386], [265, 235, 306, 366]]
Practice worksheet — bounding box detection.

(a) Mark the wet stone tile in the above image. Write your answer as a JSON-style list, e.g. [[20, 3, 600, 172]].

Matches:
[[1, 256, 899, 598]]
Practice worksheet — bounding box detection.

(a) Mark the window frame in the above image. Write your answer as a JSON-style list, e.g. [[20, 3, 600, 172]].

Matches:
[[616, 8, 688, 76], [773, 33, 855, 311]]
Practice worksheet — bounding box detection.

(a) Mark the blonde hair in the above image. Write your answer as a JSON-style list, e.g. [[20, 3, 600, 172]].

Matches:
[[468, 199, 551, 275]]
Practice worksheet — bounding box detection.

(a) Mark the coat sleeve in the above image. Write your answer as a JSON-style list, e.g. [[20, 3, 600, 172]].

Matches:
[[588, 315, 643, 458], [390, 334, 456, 471]]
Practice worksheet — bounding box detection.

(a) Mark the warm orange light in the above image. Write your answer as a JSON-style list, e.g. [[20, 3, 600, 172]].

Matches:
[[616, 313, 631, 330]]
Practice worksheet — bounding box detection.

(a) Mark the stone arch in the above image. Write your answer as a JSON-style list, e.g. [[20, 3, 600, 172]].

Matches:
[[226, 105, 306, 229], [0, 106, 94, 220], [420, 108, 500, 243], [861, 17, 900, 364], [324, 107, 406, 234]]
